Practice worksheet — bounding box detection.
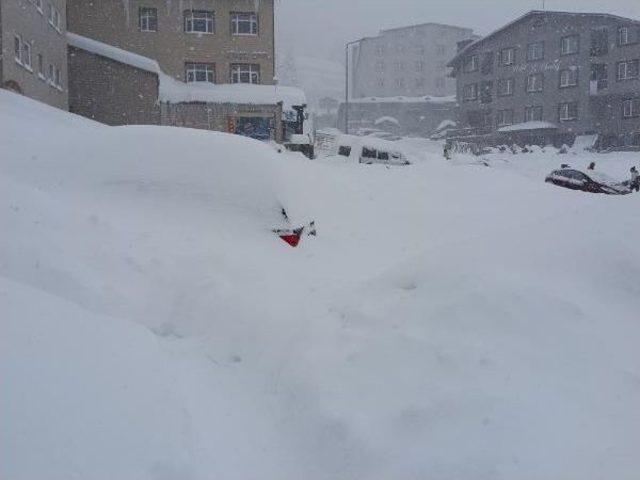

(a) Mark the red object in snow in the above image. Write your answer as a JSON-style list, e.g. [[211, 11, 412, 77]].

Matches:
[[274, 226, 304, 247], [279, 233, 302, 247]]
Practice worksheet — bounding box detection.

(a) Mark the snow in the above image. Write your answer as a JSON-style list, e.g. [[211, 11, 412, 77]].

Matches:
[[374, 116, 400, 126], [2, 90, 640, 479], [349, 94, 457, 104], [67, 32, 160, 74], [498, 121, 558, 132], [67, 32, 307, 109], [435, 119, 457, 131]]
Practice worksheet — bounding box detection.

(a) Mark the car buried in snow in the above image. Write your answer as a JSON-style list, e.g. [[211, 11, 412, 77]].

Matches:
[[545, 169, 632, 195]]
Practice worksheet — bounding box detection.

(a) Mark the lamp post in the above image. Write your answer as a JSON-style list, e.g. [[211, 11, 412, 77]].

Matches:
[[345, 40, 361, 134]]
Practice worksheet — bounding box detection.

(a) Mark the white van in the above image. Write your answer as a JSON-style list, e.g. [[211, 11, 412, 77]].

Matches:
[[337, 143, 410, 166]]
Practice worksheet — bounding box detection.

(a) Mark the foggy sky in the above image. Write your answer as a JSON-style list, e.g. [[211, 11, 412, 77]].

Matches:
[[276, 0, 640, 63]]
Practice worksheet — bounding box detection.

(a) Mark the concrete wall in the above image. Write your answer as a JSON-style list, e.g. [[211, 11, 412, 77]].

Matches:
[[352, 23, 475, 99], [338, 100, 456, 137], [1, 0, 68, 109], [452, 12, 640, 144], [66, 0, 275, 85], [67, 46, 160, 126]]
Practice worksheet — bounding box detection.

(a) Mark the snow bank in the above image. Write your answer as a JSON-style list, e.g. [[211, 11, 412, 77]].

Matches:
[[2, 90, 640, 479]]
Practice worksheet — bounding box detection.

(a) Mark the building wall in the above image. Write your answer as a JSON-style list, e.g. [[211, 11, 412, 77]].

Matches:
[[0, 0, 68, 109], [66, 0, 275, 85], [161, 102, 283, 143], [67, 46, 160, 126], [352, 23, 475, 99], [338, 100, 457, 137], [452, 12, 640, 144]]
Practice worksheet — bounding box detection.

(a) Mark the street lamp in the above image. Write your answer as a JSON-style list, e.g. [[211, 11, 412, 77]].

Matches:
[[345, 40, 361, 134]]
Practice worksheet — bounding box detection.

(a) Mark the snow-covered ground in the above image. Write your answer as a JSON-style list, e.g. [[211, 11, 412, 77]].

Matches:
[[2, 90, 640, 480]]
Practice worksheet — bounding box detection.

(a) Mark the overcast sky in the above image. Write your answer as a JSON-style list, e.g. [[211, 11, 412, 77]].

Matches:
[[276, 0, 640, 63]]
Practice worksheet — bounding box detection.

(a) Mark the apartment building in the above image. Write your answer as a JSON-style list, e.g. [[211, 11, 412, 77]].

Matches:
[[448, 10, 640, 148], [0, 0, 68, 109], [350, 23, 476, 99], [66, 0, 275, 86]]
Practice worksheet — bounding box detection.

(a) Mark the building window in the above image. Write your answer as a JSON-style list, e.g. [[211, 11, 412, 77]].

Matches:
[[54, 66, 62, 89], [139, 7, 158, 32], [395, 78, 405, 88], [415, 61, 424, 72], [14, 35, 22, 64], [482, 111, 493, 128], [184, 10, 214, 34], [618, 27, 631, 46], [480, 80, 493, 104], [394, 62, 404, 71], [48, 3, 61, 32], [561, 35, 579, 55], [524, 106, 543, 122], [375, 61, 384, 72], [526, 73, 544, 92], [617, 60, 639, 80], [231, 12, 258, 35], [558, 102, 578, 121], [622, 98, 640, 118], [559, 67, 578, 88], [231, 63, 260, 84], [185, 62, 215, 83], [500, 48, 514, 66], [47, 63, 54, 84], [497, 78, 514, 96], [496, 109, 513, 126], [590, 28, 609, 56], [527, 42, 544, 61], [22, 41, 32, 71], [37, 54, 45, 80], [35, 0, 43, 13], [375, 45, 385, 56], [463, 55, 479, 73], [436, 45, 446, 56], [463, 83, 478, 101], [376, 78, 384, 87]]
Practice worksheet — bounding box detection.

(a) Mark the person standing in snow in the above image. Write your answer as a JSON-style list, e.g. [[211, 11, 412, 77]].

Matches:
[[588, 162, 596, 170], [443, 142, 452, 160], [631, 167, 639, 192]]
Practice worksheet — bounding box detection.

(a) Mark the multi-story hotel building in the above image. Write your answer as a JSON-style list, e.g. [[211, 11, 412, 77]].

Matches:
[[448, 10, 640, 148], [0, 0, 68, 109], [65, 0, 275, 86]]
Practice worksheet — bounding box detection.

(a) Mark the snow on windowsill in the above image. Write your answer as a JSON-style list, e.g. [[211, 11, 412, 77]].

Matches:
[[498, 121, 558, 132]]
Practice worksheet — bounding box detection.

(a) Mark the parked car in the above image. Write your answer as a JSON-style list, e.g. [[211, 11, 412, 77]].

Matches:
[[545, 169, 631, 195]]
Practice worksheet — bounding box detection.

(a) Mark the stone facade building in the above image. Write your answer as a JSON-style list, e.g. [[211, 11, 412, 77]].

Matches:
[[350, 23, 476, 99], [66, 0, 275, 87], [0, 0, 68, 109], [448, 10, 640, 148]]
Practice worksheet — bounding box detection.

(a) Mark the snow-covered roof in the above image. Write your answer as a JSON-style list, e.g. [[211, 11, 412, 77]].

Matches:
[[348, 95, 456, 105], [435, 120, 457, 132], [158, 75, 306, 110], [498, 121, 557, 133], [449, 10, 640, 67], [67, 32, 160, 74], [67, 32, 307, 109]]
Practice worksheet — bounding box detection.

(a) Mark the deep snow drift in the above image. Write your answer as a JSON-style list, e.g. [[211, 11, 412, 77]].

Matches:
[[1, 90, 640, 480]]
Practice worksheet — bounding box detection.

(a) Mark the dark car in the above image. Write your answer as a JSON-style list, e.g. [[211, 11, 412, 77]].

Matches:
[[545, 169, 631, 195]]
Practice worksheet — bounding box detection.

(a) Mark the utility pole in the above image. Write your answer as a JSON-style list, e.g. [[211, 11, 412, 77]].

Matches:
[[345, 40, 360, 134]]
